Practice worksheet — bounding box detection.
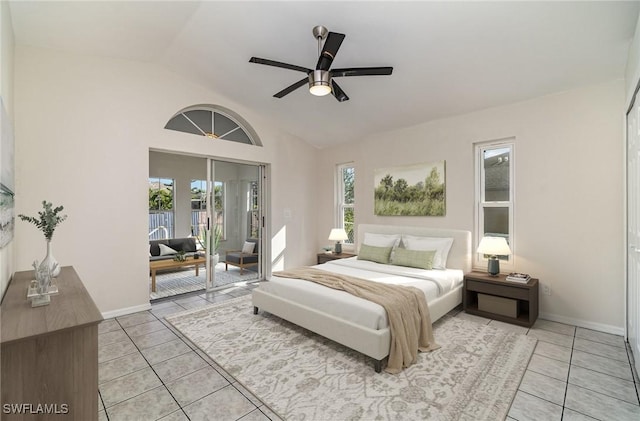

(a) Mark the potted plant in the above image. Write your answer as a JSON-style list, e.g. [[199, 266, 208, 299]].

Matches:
[[196, 224, 222, 255], [18, 201, 67, 277], [173, 250, 187, 262], [195, 224, 222, 290]]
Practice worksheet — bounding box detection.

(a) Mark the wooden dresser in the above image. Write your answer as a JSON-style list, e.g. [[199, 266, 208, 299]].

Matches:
[[1, 266, 103, 420]]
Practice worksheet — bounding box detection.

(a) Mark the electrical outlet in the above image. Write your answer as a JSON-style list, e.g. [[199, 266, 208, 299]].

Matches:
[[542, 284, 551, 296]]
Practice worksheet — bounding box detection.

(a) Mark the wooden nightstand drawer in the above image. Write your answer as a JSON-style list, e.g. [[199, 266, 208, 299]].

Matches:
[[465, 279, 530, 300]]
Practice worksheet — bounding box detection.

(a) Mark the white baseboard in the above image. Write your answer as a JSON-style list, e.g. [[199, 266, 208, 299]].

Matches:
[[539, 311, 625, 336], [102, 302, 152, 320]]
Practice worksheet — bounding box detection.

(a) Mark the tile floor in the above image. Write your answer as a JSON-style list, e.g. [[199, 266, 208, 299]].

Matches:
[[98, 284, 276, 421], [98, 284, 640, 420], [455, 313, 640, 421]]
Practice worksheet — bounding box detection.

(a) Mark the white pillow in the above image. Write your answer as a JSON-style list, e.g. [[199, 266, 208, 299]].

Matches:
[[401, 235, 454, 269], [242, 241, 255, 254], [362, 233, 401, 248], [158, 244, 178, 256]]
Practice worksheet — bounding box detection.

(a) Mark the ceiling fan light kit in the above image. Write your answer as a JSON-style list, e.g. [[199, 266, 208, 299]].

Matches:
[[309, 70, 331, 96], [249, 25, 393, 102]]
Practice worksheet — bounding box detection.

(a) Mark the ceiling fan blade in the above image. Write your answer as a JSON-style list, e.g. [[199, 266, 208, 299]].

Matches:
[[249, 57, 312, 74], [331, 67, 393, 77], [331, 80, 349, 102], [273, 77, 309, 98], [316, 32, 346, 71]]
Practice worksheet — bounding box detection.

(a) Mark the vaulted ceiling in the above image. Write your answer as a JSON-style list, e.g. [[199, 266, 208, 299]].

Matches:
[[8, 1, 640, 148]]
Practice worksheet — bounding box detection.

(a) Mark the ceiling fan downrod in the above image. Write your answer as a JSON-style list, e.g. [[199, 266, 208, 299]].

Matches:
[[309, 26, 331, 96], [312, 25, 329, 58]]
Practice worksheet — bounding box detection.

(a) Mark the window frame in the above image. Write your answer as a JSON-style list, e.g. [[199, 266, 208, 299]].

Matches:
[[165, 105, 263, 146], [336, 162, 355, 247], [148, 177, 175, 239], [248, 181, 260, 239], [190, 179, 226, 240], [213, 181, 226, 240], [473, 140, 515, 272]]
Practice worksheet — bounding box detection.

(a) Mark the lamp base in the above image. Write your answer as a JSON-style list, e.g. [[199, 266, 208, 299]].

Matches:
[[487, 258, 500, 276], [334, 242, 342, 254]]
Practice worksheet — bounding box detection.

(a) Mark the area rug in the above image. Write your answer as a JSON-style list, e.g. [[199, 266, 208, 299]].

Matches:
[[166, 295, 537, 421], [150, 265, 258, 300]]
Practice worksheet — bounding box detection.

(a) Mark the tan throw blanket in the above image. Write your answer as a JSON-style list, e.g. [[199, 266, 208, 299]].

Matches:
[[273, 267, 440, 374]]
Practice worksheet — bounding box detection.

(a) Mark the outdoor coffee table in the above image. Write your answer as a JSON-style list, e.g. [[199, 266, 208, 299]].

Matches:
[[149, 257, 204, 292]]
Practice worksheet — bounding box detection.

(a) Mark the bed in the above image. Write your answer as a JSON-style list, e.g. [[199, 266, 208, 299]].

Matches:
[[252, 224, 472, 372]]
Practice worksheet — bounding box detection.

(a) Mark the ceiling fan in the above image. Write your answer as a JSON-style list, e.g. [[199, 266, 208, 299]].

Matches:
[[249, 26, 393, 102]]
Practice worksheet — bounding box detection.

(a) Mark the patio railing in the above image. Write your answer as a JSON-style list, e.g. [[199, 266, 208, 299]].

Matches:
[[149, 211, 208, 240]]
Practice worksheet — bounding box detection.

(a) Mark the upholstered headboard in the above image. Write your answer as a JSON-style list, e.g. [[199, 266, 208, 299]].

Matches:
[[357, 224, 472, 273]]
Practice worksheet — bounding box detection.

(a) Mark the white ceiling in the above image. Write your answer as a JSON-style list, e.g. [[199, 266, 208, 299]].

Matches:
[[8, 1, 640, 149]]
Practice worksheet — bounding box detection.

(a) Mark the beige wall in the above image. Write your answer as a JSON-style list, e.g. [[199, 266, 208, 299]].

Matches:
[[0, 1, 14, 298], [318, 80, 625, 333], [626, 13, 640, 106], [14, 45, 318, 315], [8, 30, 630, 331]]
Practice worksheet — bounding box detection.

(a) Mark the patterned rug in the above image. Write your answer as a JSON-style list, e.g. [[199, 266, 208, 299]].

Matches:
[[166, 295, 537, 420], [149, 265, 258, 300]]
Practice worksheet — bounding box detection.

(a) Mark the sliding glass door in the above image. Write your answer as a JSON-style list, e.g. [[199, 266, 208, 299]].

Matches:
[[205, 159, 264, 291], [205, 159, 215, 291], [149, 151, 266, 299]]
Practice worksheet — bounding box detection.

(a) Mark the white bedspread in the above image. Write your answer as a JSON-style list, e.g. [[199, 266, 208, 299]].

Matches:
[[263, 257, 463, 330]]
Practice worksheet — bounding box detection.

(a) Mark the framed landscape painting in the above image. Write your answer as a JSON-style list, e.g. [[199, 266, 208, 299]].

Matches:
[[0, 97, 15, 248], [374, 161, 445, 216]]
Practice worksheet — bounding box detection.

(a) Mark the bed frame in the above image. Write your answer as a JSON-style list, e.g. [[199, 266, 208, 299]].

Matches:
[[252, 224, 472, 372]]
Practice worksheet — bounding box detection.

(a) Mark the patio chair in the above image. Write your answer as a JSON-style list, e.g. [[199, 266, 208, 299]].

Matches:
[[224, 239, 259, 274]]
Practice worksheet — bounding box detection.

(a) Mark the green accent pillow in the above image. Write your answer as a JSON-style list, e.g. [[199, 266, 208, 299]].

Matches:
[[392, 248, 436, 270], [357, 244, 393, 264]]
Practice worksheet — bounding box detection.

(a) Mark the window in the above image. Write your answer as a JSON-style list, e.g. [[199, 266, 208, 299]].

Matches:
[[474, 141, 514, 270], [148, 177, 174, 239], [248, 181, 260, 239], [214, 181, 225, 236], [337, 163, 355, 245], [165, 105, 262, 146], [190, 180, 225, 239], [190, 180, 207, 237]]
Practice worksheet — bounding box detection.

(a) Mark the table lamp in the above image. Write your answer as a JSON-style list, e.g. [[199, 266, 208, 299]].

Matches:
[[477, 236, 511, 276], [328, 228, 349, 254]]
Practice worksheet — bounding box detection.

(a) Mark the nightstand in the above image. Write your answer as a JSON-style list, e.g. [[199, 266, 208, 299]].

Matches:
[[463, 272, 539, 327], [317, 252, 357, 264]]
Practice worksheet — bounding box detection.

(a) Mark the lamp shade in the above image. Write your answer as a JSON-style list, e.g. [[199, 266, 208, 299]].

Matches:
[[477, 236, 511, 256], [328, 228, 349, 242]]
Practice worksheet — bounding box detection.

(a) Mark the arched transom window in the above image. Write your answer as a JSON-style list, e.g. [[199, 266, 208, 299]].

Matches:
[[165, 105, 262, 146]]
